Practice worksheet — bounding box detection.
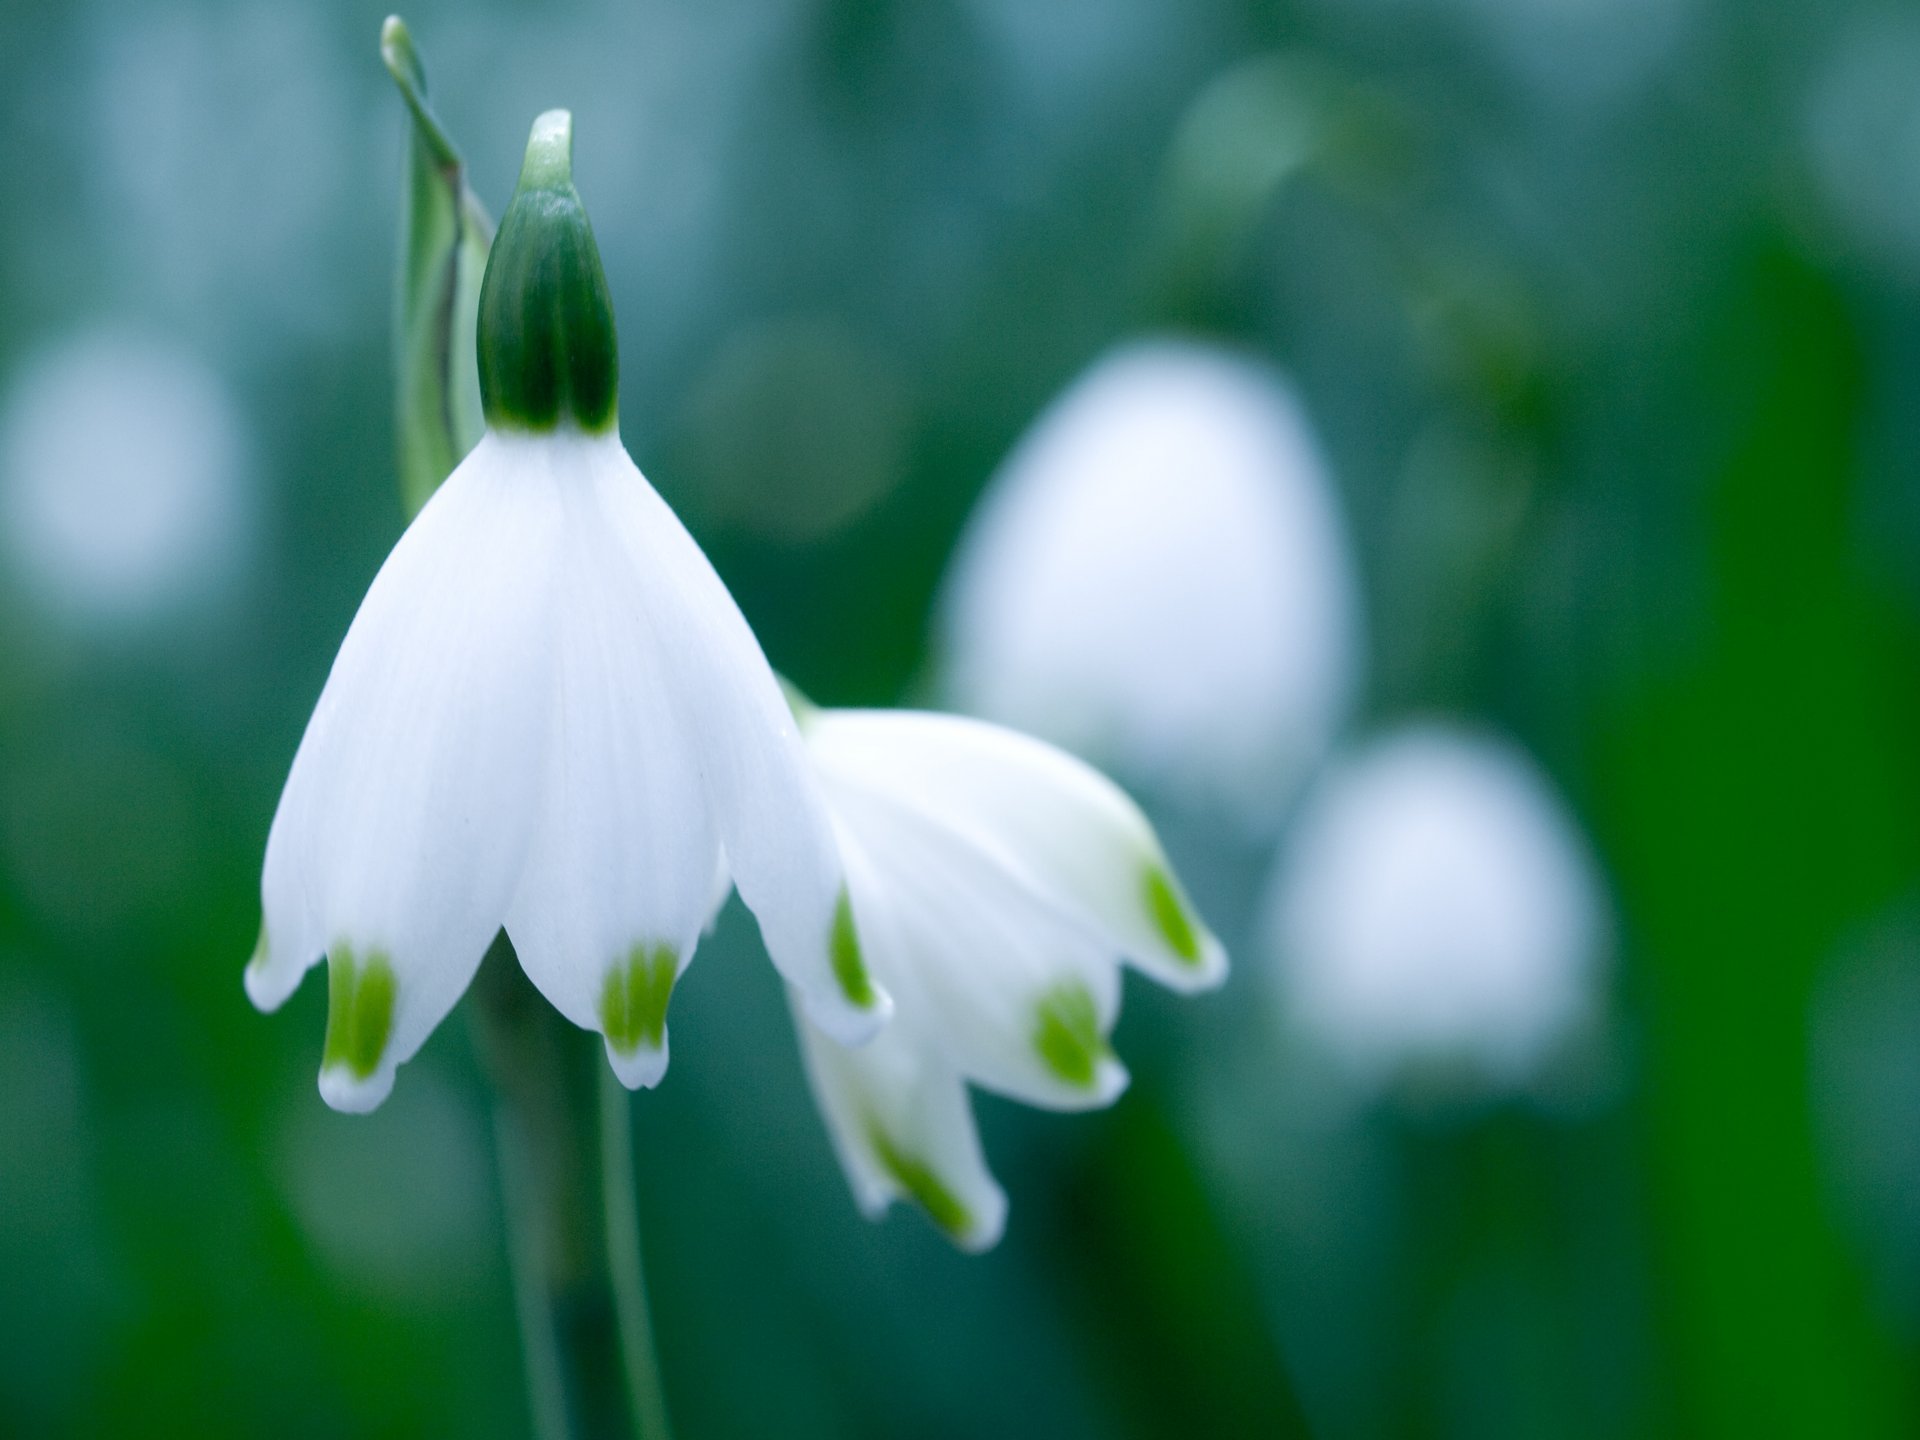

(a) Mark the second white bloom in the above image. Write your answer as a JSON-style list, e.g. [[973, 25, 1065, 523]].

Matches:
[[789, 705, 1227, 1249]]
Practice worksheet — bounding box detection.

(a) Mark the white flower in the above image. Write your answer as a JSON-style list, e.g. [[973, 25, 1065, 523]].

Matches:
[[246, 112, 886, 1113], [938, 339, 1362, 826], [787, 703, 1226, 1249], [1263, 724, 1606, 1091]]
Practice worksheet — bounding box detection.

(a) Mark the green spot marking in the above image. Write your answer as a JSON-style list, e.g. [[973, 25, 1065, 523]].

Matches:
[[870, 1126, 972, 1240], [1034, 981, 1111, 1089], [1143, 862, 1203, 965], [247, 919, 269, 973], [600, 944, 677, 1054], [830, 889, 876, 1009], [322, 946, 397, 1081]]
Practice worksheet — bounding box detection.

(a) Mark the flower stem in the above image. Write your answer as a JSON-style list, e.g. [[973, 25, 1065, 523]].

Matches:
[[600, 1064, 673, 1440], [470, 936, 672, 1440]]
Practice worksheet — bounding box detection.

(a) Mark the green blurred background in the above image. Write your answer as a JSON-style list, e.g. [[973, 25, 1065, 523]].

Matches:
[[3, 0, 1919, 1436]]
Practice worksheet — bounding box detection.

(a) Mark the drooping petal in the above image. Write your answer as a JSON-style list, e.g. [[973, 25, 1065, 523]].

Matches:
[[249, 432, 561, 1112], [588, 439, 889, 1043], [792, 835, 1005, 1248], [504, 448, 722, 1090], [806, 708, 1227, 993], [795, 1004, 1007, 1252], [247, 767, 321, 1014], [830, 787, 1128, 1111]]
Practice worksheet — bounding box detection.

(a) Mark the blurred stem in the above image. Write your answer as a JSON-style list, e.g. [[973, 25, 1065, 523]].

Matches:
[[470, 937, 673, 1440], [601, 1062, 672, 1440]]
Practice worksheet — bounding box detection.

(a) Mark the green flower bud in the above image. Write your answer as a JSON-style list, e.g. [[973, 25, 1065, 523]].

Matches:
[[477, 111, 619, 434]]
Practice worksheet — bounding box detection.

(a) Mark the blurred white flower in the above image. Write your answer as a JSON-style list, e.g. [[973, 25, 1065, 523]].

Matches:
[[1263, 724, 1606, 1091], [791, 703, 1225, 1249], [0, 331, 249, 628], [248, 113, 886, 1114], [939, 340, 1362, 826]]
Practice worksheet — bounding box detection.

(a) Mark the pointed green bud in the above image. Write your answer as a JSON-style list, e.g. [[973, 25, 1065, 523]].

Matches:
[[382, 16, 493, 515], [477, 110, 619, 434]]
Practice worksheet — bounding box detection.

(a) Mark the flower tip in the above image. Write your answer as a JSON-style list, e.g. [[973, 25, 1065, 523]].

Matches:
[[318, 1062, 395, 1115], [243, 925, 306, 1013], [803, 981, 893, 1049], [868, 1125, 1005, 1249], [379, 16, 417, 85], [1093, 1054, 1131, 1106], [1193, 932, 1232, 990], [1159, 929, 1232, 996], [953, 1197, 1009, 1254], [1032, 980, 1126, 1107], [243, 954, 289, 1013], [518, 109, 575, 193], [605, 1034, 670, 1091], [378, 15, 461, 171]]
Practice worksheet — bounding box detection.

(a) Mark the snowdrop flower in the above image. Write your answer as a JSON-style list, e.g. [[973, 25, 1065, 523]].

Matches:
[[938, 340, 1361, 826], [787, 698, 1226, 1249], [1263, 724, 1606, 1092], [246, 112, 885, 1113]]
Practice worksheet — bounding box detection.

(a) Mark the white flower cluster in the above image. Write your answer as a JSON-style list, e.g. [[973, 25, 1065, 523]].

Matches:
[[251, 112, 1226, 1250]]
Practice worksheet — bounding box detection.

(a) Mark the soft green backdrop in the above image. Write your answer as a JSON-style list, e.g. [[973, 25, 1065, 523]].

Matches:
[[2, 0, 1918, 1436]]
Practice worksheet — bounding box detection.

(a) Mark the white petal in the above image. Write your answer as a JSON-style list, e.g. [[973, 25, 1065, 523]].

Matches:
[[833, 791, 1127, 1111], [806, 708, 1226, 992], [588, 439, 889, 1043], [795, 1004, 1007, 1251], [504, 462, 722, 1091], [246, 766, 321, 1013], [253, 432, 562, 1112]]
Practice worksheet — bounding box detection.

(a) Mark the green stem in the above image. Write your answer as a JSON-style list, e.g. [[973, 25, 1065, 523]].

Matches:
[[469, 937, 672, 1440], [600, 1065, 673, 1440], [492, 1084, 571, 1440]]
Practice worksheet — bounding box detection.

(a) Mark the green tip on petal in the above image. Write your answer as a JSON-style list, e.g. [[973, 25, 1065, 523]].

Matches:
[[600, 944, 677, 1055], [322, 946, 397, 1081], [476, 108, 619, 434], [1034, 981, 1112, 1089], [1142, 862, 1203, 966], [870, 1126, 973, 1240], [829, 889, 877, 1009]]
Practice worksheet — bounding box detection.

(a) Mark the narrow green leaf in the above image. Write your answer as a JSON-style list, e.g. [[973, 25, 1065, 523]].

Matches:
[[382, 16, 493, 516]]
